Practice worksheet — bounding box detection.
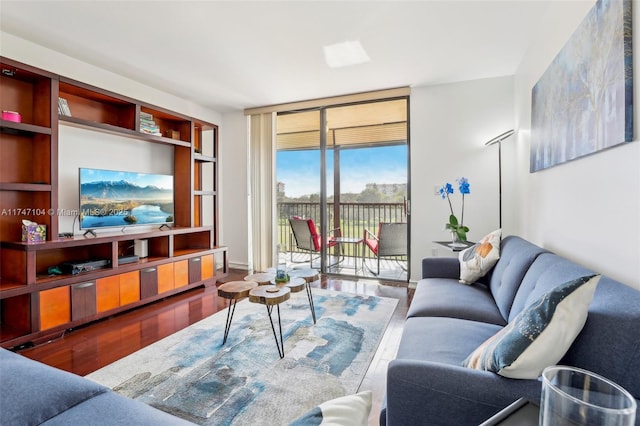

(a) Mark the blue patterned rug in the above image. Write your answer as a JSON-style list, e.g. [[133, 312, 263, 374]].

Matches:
[[86, 288, 398, 425]]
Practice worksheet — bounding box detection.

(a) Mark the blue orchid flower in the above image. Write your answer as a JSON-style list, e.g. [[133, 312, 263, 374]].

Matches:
[[457, 177, 470, 195], [439, 178, 471, 241], [438, 182, 454, 199]]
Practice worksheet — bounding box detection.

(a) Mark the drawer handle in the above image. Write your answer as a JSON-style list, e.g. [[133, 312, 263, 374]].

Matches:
[[74, 282, 95, 289], [191, 258, 201, 262], [142, 268, 157, 273]]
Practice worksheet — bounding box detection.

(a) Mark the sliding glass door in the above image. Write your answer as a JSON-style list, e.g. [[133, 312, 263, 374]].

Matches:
[[276, 98, 409, 281]]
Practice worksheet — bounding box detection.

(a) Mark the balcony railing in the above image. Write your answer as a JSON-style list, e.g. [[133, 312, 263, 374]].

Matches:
[[277, 201, 407, 263]]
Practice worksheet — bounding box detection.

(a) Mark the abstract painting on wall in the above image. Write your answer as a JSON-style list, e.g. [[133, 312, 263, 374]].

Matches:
[[530, 0, 633, 173]]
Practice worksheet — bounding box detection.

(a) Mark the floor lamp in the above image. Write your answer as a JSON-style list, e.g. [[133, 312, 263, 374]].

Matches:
[[485, 129, 515, 229]]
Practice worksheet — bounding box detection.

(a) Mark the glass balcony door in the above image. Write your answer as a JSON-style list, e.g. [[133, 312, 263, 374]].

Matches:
[[276, 98, 409, 281]]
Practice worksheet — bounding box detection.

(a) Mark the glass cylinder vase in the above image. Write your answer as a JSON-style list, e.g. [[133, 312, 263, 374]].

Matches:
[[540, 365, 636, 426]]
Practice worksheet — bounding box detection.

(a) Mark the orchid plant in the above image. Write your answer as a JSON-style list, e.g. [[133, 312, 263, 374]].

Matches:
[[439, 177, 470, 241]]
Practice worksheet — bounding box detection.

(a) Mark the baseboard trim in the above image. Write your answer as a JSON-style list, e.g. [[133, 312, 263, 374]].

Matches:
[[229, 262, 250, 270]]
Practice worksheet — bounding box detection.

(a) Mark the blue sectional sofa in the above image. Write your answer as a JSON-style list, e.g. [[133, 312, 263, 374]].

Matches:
[[382, 236, 640, 426], [0, 348, 194, 425]]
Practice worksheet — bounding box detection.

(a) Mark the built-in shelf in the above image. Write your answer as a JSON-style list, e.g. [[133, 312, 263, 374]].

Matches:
[[194, 153, 216, 163], [0, 120, 52, 135], [0, 56, 227, 349], [0, 183, 53, 191]]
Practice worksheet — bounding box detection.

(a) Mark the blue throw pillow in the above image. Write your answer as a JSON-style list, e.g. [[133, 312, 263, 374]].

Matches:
[[462, 275, 600, 379]]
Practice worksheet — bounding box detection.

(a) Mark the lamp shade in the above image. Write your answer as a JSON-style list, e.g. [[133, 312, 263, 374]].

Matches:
[[485, 129, 515, 146]]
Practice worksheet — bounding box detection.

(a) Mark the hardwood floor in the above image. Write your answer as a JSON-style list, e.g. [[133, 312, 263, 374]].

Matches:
[[15, 270, 413, 425]]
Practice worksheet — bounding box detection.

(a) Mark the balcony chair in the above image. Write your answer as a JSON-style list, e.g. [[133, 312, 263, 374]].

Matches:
[[288, 218, 341, 267], [363, 222, 408, 275]]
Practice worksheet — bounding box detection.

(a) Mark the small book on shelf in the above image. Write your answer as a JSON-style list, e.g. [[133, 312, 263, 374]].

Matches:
[[140, 111, 154, 121], [58, 97, 72, 116]]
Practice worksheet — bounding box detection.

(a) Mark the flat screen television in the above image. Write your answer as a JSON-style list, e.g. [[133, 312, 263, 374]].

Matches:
[[79, 167, 174, 230]]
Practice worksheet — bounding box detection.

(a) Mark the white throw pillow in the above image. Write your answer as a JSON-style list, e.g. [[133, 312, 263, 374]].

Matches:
[[462, 274, 600, 379], [459, 229, 501, 284], [289, 390, 372, 426]]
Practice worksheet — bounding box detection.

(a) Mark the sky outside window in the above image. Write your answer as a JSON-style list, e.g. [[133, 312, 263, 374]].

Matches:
[[277, 145, 406, 198]]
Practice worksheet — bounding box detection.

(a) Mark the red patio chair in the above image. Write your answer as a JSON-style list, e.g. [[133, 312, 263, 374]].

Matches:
[[289, 218, 341, 267]]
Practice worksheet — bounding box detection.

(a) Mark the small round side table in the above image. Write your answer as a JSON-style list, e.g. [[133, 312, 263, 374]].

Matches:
[[289, 269, 319, 324], [244, 272, 276, 286], [249, 285, 291, 358], [217, 280, 258, 344]]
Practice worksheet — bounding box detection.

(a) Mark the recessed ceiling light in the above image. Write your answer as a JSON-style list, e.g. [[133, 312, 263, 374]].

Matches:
[[323, 40, 371, 68]]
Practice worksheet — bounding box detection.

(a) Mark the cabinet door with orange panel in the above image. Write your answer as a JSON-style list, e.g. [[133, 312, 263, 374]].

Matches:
[[173, 260, 189, 289], [39, 286, 70, 331], [96, 275, 120, 313], [157, 262, 174, 294], [119, 270, 140, 306], [201, 254, 214, 281]]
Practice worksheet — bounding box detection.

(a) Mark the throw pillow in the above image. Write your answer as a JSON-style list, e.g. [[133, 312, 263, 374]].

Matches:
[[459, 229, 501, 284], [462, 274, 600, 379], [289, 390, 372, 426]]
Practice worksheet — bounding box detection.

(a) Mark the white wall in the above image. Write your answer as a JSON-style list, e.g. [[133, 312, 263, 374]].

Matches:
[[409, 76, 515, 281], [511, 1, 640, 289]]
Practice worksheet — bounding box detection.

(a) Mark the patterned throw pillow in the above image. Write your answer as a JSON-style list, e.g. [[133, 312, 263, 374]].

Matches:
[[462, 274, 600, 379], [459, 229, 502, 284], [289, 391, 372, 426]]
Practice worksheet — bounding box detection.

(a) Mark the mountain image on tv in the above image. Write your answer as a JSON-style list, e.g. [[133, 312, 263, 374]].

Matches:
[[79, 168, 174, 229]]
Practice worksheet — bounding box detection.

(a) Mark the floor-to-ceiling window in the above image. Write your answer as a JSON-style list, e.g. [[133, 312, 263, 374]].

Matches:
[[276, 97, 409, 281]]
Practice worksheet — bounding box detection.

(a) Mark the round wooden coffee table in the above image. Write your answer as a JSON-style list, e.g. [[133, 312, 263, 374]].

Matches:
[[271, 276, 306, 292], [217, 280, 258, 344], [244, 272, 275, 286], [249, 285, 291, 358], [290, 268, 320, 283], [246, 269, 319, 325]]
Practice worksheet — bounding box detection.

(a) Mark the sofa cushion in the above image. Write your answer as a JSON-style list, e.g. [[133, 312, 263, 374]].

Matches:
[[509, 253, 595, 322], [486, 236, 548, 321], [407, 278, 507, 325], [0, 348, 109, 425], [462, 275, 600, 379], [459, 229, 501, 284], [397, 316, 503, 364]]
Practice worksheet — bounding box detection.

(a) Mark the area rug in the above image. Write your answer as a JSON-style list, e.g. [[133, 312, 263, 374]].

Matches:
[[86, 288, 398, 425]]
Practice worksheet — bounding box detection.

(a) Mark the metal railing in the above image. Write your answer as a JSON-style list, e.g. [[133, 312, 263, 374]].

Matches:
[[277, 201, 407, 261]]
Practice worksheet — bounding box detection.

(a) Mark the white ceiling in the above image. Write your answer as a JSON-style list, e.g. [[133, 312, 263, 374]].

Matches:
[[0, 1, 575, 113]]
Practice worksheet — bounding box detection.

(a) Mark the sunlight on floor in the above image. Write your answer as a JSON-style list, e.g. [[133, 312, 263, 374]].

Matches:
[[281, 252, 408, 282]]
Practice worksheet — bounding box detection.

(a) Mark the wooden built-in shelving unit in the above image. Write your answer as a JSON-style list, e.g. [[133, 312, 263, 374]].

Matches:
[[0, 57, 227, 348]]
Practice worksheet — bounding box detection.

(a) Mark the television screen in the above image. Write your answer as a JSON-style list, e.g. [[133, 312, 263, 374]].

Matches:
[[79, 168, 174, 230]]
